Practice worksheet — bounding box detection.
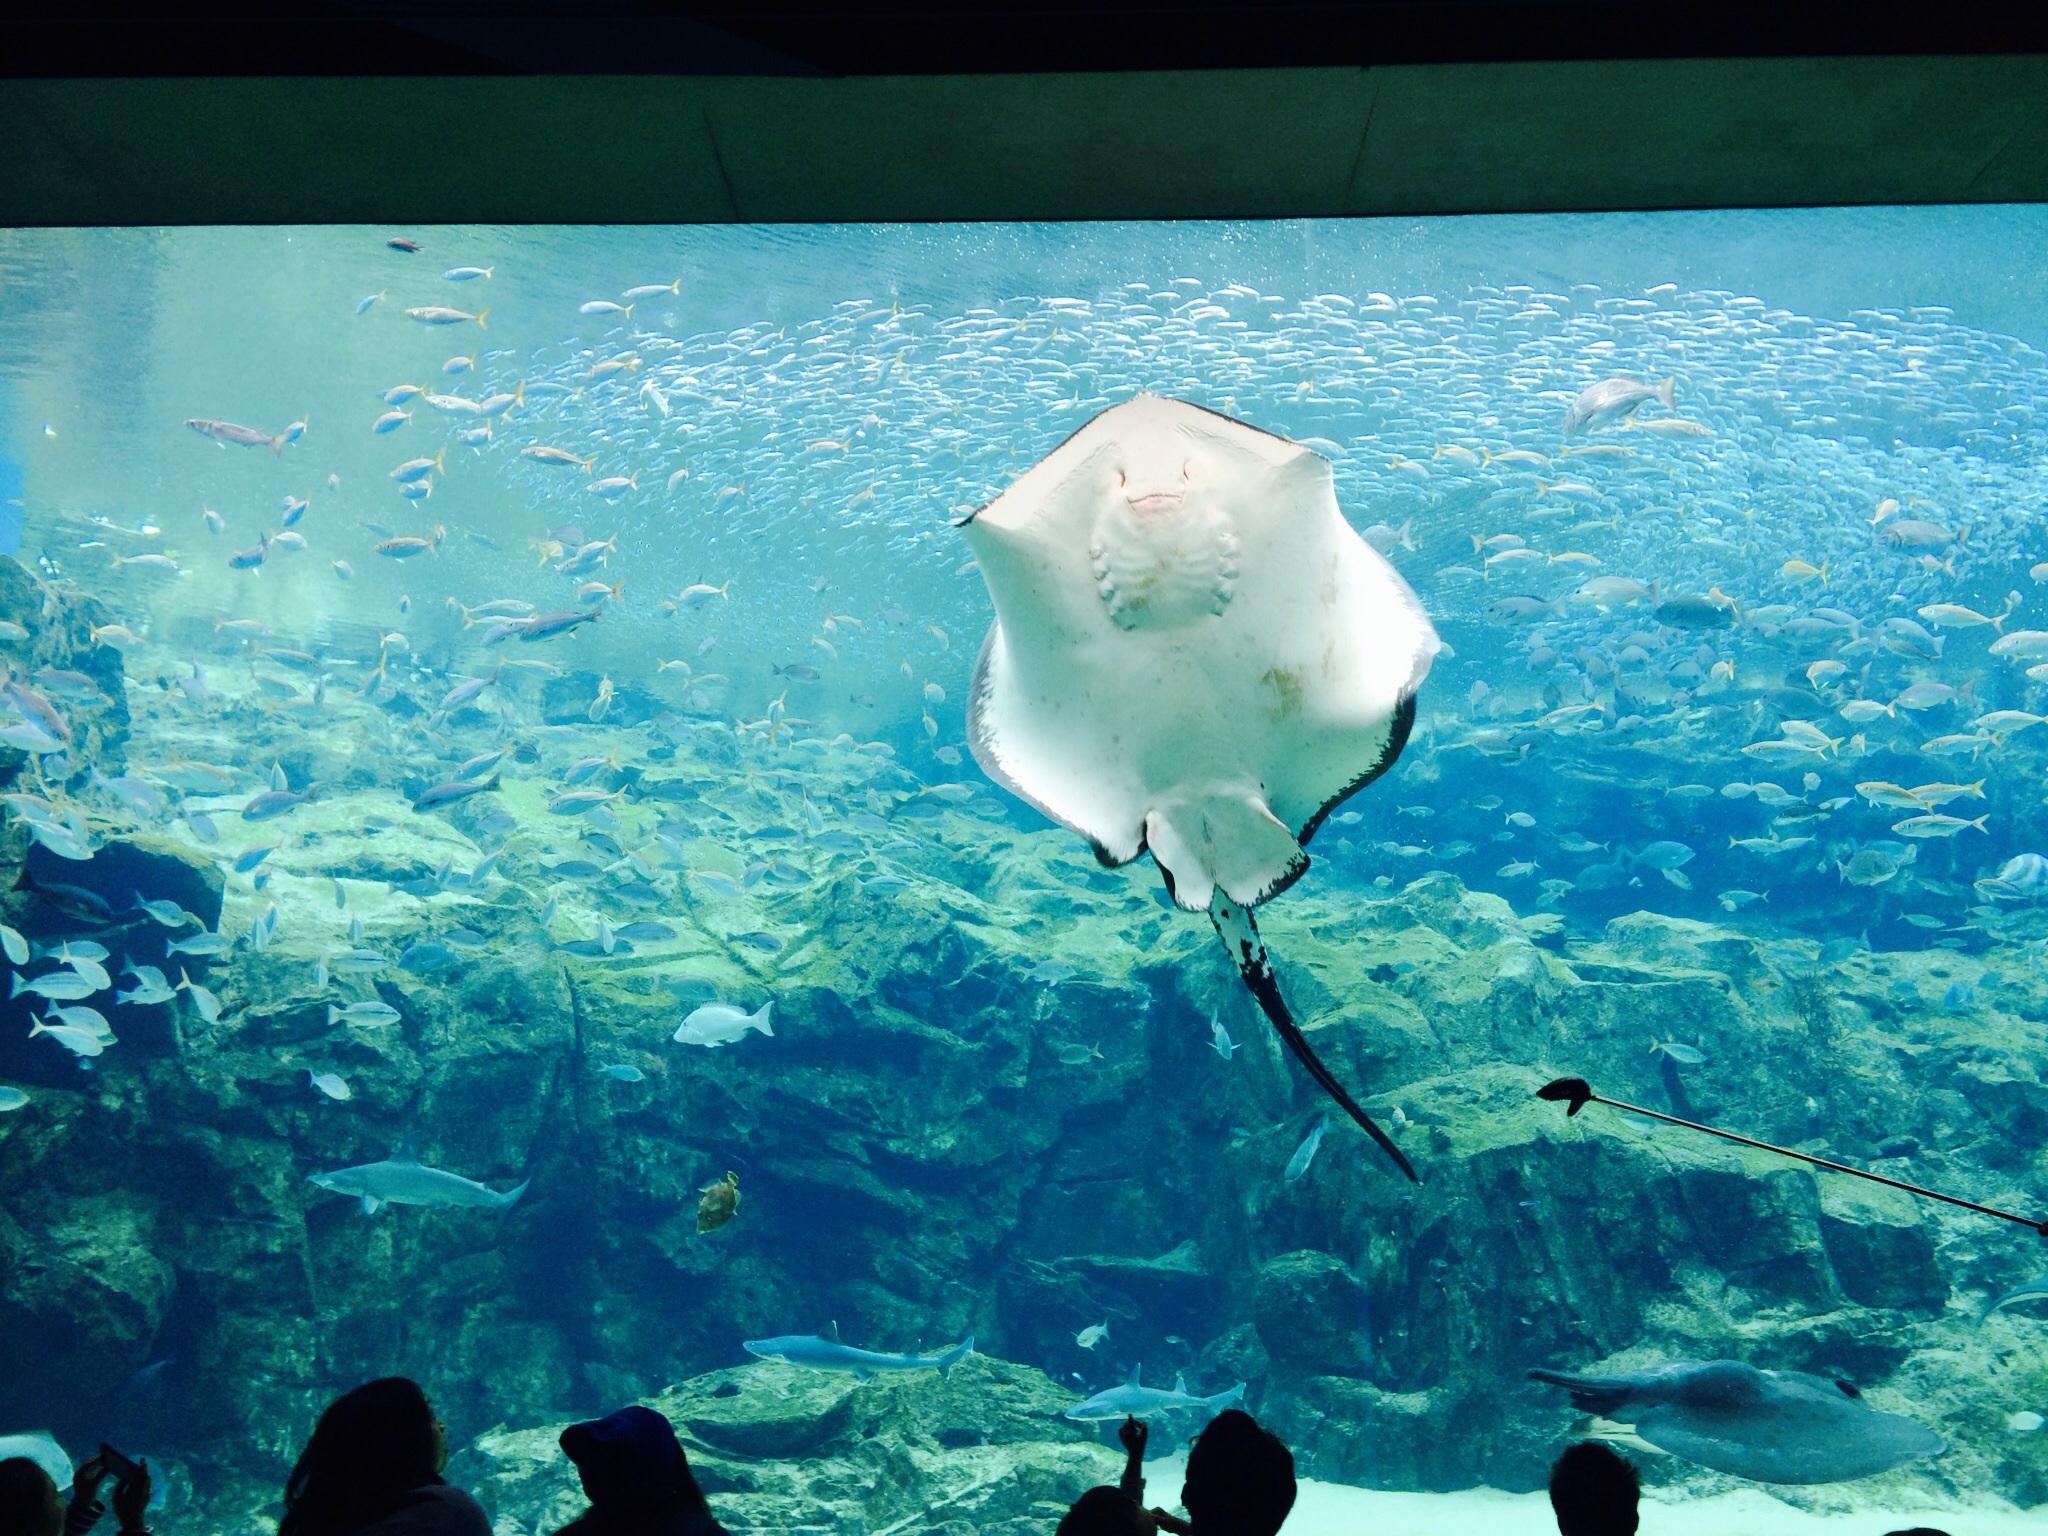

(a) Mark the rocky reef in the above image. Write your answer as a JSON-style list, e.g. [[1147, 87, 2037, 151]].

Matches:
[[469, 1356, 1115, 1536], [1, 553, 2046, 1529]]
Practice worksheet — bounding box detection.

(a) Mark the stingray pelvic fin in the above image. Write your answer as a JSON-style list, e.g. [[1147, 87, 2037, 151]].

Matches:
[[1208, 895, 1418, 1183], [1147, 795, 1310, 912]]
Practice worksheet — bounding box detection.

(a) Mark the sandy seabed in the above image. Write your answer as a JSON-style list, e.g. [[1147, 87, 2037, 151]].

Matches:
[[1284, 1484, 2042, 1536], [1138, 1455, 2041, 1535]]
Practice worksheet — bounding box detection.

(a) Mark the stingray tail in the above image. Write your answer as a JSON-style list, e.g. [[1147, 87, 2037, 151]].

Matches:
[[1208, 895, 1418, 1183]]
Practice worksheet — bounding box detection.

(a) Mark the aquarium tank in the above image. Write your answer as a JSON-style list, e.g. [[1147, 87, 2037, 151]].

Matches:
[[1, 210, 2047, 1535]]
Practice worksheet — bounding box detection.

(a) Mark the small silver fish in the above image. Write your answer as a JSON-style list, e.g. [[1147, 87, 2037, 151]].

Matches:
[[177, 969, 221, 1023], [187, 417, 282, 451], [1208, 1014, 1237, 1061], [406, 306, 488, 327], [1283, 1117, 1328, 1183], [328, 1000, 400, 1026]]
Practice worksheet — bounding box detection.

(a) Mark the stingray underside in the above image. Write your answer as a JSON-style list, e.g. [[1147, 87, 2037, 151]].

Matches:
[[959, 394, 1439, 1178], [1532, 1362, 1944, 1484], [961, 399, 1436, 911]]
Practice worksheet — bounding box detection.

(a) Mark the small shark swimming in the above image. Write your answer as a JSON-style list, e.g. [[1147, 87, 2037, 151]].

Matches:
[[307, 1152, 530, 1215], [1529, 1359, 1944, 1484], [1065, 1365, 1247, 1422], [742, 1321, 974, 1380], [959, 394, 1438, 1180]]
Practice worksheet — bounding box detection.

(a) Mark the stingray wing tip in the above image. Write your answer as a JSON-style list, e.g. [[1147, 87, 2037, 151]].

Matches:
[[1536, 1077, 1595, 1116]]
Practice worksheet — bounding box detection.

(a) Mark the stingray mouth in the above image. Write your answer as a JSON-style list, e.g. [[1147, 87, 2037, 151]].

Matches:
[[1125, 491, 1185, 515], [1116, 461, 1192, 517]]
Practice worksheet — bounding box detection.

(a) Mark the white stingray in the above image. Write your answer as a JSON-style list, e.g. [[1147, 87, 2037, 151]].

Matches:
[[959, 393, 1439, 1177]]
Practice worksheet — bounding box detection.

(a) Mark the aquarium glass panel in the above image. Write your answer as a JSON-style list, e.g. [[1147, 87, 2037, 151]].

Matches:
[[1, 210, 2046, 1534]]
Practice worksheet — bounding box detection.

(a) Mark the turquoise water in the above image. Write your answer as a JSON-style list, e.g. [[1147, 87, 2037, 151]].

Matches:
[[0, 210, 2046, 1530]]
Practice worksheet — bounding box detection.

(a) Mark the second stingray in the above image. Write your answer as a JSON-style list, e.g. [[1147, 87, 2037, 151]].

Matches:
[[1529, 1359, 1946, 1484]]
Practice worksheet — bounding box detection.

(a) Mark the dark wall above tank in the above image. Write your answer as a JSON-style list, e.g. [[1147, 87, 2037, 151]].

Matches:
[[1, 5, 2046, 223]]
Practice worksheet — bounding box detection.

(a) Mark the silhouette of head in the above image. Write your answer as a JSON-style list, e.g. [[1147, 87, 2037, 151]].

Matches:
[[1181, 1408, 1296, 1536], [1548, 1442, 1639, 1536], [0, 1457, 62, 1536], [1057, 1485, 1155, 1536], [279, 1377, 446, 1536], [559, 1406, 709, 1518], [1882, 1530, 1954, 1536]]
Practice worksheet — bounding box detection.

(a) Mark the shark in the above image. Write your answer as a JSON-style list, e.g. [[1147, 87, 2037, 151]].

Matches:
[[1065, 1365, 1248, 1422], [741, 1321, 974, 1380], [307, 1151, 530, 1215]]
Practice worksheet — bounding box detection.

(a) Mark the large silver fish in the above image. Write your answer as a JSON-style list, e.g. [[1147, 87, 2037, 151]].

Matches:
[[185, 417, 282, 452], [1561, 376, 1676, 434], [307, 1153, 529, 1215]]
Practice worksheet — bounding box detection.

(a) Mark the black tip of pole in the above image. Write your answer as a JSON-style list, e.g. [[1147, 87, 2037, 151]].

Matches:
[[1536, 1077, 1595, 1117]]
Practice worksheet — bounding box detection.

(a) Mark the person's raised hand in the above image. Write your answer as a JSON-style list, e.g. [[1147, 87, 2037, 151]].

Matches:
[[1118, 1416, 1148, 1457], [111, 1459, 150, 1532], [71, 1452, 108, 1508]]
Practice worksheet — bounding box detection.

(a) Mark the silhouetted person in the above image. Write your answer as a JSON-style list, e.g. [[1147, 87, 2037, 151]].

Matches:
[[551, 1407, 726, 1536], [1060, 1415, 1159, 1536], [66, 1451, 153, 1536], [1882, 1530, 1953, 1536], [1113, 1417, 1150, 1503], [1058, 1485, 1155, 1536], [1548, 1442, 1639, 1536], [0, 1458, 63, 1536], [277, 1379, 488, 1536], [2, 1451, 152, 1536], [1176, 1409, 1295, 1536]]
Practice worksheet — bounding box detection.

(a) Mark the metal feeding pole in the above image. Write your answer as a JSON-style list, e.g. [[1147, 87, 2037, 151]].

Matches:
[[1535, 1076, 2048, 1240]]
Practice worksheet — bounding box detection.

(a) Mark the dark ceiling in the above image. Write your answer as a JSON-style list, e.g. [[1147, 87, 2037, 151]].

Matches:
[[3, 6, 2044, 222], [10, 4, 2048, 75]]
